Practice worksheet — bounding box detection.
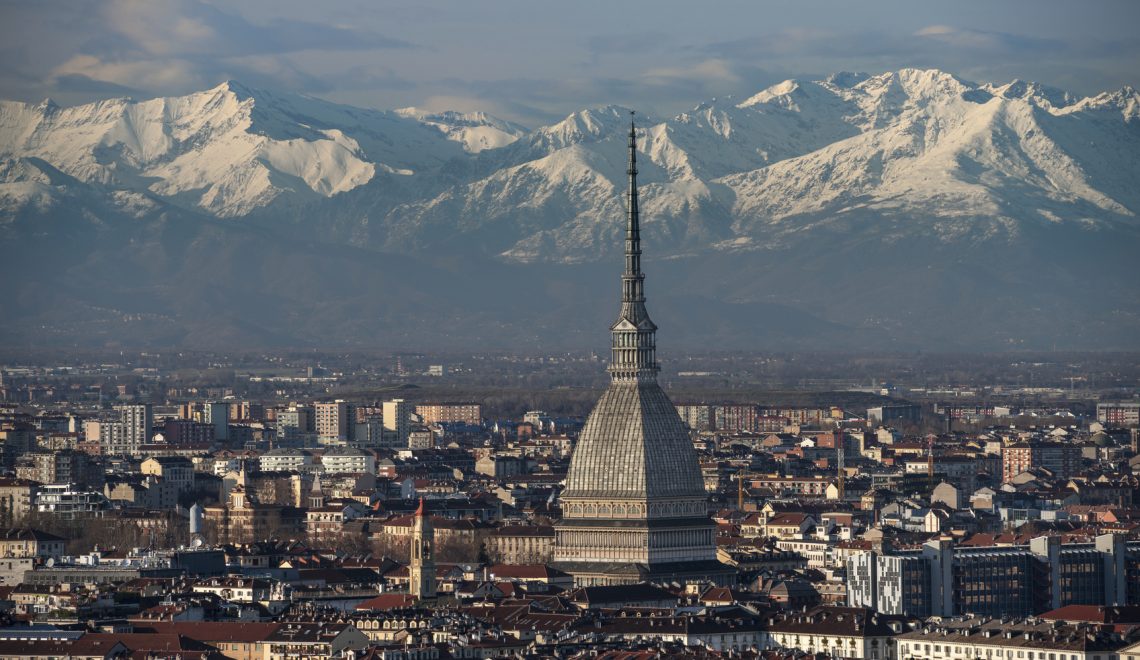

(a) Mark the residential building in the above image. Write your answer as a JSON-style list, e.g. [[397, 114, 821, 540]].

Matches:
[[140, 456, 195, 493], [34, 484, 108, 519], [0, 528, 65, 559], [321, 446, 374, 475], [205, 402, 229, 442], [0, 478, 37, 526], [897, 617, 1138, 660], [1003, 442, 1081, 481], [766, 606, 902, 660], [382, 399, 410, 448], [1096, 402, 1140, 426], [415, 402, 482, 426], [315, 400, 351, 445], [258, 448, 317, 474]]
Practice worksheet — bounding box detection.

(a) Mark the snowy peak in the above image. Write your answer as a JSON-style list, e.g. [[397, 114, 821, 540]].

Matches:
[[0, 81, 466, 216], [530, 105, 638, 151], [1, 68, 1137, 255], [2, 68, 1139, 352], [395, 107, 528, 153]]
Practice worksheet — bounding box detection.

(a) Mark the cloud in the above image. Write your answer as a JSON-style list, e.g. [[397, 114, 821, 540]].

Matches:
[[644, 59, 742, 87], [51, 54, 207, 91], [913, 25, 1063, 53], [51, 73, 140, 96], [97, 0, 414, 59], [3, 0, 1137, 130], [419, 58, 779, 127], [33, 0, 418, 101], [586, 32, 674, 59]]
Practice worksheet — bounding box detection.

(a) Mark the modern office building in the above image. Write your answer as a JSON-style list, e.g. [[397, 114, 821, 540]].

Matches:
[[867, 404, 922, 425], [204, 402, 229, 442], [848, 534, 1137, 617]]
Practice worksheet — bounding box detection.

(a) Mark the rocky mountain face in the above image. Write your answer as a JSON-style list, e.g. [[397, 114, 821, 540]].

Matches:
[[1, 69, 1137, 351]]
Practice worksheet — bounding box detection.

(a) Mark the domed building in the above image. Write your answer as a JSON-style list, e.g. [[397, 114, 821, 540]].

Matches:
[[551, 118, 734, 587]]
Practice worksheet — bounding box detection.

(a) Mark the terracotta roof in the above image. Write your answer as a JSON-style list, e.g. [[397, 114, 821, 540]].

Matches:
[[1041, 605, 1140, 624], [133, 622, 281, 643]]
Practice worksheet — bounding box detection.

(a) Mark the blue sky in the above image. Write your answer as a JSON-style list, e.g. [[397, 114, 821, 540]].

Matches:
[[1, 0, 1138, 126]]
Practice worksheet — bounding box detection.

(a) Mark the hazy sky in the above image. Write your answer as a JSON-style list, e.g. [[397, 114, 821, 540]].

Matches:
[[2, 0, 1138, 126]]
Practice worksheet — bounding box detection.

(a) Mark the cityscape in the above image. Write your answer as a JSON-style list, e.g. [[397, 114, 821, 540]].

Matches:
[[1, 1, 1139, 659]]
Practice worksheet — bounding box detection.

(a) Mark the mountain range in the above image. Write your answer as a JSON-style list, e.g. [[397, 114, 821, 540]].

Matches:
[[1, 68, 1137, 352]]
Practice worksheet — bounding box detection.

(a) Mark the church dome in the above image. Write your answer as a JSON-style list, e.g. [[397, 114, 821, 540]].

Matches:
[[563, 381, 706, 500]]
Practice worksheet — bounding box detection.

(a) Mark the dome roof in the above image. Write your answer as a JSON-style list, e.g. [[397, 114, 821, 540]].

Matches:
[[562, 381, 706, 500]]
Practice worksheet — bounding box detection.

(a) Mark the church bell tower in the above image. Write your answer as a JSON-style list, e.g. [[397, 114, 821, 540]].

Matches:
[[409, 497, 436, 599]]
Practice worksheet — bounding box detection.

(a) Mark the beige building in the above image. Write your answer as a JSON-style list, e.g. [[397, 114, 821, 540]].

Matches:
[[0, 528, 65, 559], [0, 478, 38, 526], [140, 456, 195, 493], [487, 525, 554, 564], [415, 402, 482, 426], [202, 485, 285, 545], [315, 400, 350, 444], [383, 399, 410, 448]]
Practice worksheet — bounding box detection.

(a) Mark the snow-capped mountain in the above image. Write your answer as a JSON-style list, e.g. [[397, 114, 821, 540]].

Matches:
[[1, 69, 1137, 351], [394, 107, 528, 153], [0, 81, 466, 218]]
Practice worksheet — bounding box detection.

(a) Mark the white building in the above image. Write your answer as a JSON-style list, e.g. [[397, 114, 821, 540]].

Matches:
[[35, 484, 108, 519], [898, 618, 1135, 660], [321, 446, 375, 475], [259, 448, 317, 473]]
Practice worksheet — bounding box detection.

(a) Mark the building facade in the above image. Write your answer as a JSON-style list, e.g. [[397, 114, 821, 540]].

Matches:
[[315, 401, 351, 445], [1096, 402, 1140, 426], [848, 534, 1138, 618], [552, 120, 730, 586], [1002, 442, 1081, 481], [415, 403, 481, 426], [409, 498, 435, 600]]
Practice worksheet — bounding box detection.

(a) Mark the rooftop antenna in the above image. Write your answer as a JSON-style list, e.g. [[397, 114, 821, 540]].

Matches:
[[836, 424, 845, 501], [927, 434, 935, 491]]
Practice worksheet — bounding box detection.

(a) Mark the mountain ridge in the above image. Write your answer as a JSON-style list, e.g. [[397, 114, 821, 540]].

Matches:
[[1, 68, 1137, 351]]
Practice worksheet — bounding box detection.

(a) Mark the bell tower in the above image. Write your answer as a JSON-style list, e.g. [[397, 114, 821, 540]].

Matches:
[[409, 497, 436, 599]]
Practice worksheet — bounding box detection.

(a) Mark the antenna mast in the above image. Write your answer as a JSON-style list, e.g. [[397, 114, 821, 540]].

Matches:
[[836, 425, 845, 501]]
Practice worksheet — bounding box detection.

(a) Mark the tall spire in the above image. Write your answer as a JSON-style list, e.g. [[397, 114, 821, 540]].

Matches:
[[609, 113, 658, 383]]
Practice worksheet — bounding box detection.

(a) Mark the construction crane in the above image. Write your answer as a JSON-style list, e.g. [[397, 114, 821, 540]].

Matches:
[[836, 425, 846, 501], [736, 469, 765, 511], [927, 434, 936, 490]]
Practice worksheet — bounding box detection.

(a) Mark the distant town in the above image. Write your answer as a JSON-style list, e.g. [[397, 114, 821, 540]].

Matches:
[[0, 347, 1137, 658]]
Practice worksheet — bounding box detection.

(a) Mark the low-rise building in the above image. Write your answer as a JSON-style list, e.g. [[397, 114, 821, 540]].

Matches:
[[897, 617, 1139, 660]]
